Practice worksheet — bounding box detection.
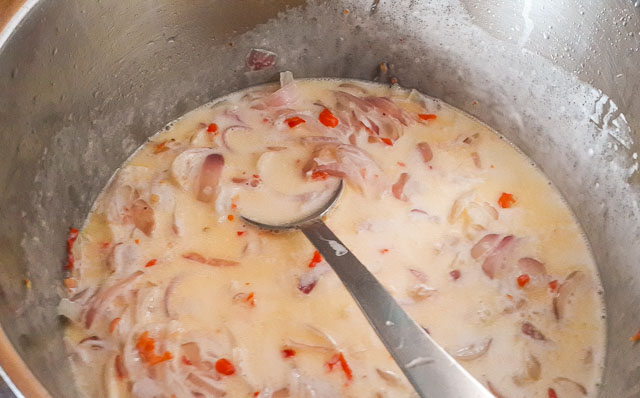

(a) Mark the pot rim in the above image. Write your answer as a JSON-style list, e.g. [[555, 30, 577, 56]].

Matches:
[[1, 3, 52, 396], [0, 327, 50, 398]]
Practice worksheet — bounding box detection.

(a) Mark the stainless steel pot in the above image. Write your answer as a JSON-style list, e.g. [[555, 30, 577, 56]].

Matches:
[[0, 1, 638, 397]]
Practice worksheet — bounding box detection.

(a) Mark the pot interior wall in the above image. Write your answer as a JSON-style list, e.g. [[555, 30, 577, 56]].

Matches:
[[0, 0, 638, 397]]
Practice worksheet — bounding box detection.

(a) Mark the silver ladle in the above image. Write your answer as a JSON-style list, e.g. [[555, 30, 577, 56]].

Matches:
[[242, 180, 493, 398]]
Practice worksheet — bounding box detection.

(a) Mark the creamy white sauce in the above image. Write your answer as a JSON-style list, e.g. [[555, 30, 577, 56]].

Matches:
[[62, 75, 605, 398]]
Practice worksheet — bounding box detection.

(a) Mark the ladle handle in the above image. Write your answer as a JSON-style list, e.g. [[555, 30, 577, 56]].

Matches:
[[300, 220, 493, 398]]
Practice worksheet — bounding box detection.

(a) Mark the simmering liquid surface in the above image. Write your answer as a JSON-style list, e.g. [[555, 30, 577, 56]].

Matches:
[[61, 75, 605, 398]]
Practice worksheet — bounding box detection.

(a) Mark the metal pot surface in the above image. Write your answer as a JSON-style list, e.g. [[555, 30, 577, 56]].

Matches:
[[0, 1, 638, 397]]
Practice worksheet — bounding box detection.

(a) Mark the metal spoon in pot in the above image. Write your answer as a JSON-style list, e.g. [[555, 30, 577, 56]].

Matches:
[[242, 180, 493, 398]]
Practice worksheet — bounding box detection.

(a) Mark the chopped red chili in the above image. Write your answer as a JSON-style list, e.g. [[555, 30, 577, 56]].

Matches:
[[136, 331, 173, 366], [549, 280, 559, 292], [114, 355, 127, 379], [144, 259, 157, 268], [153, 141, 170, 154], [207, 123, 218, 133], [548, 388, 558, 398], [418, 113, 437, 121], [381, 138, 393, 146], [517, 274, 530, 287], [64, 227, 79, 270], [308, 250, 322, 268], [326, 352, 353, 382], [281, 348, 296, 358], [109, 317, 121, 334], [318, 108, 339, 128], [215, 358, 235, 375], [311, 170, 329, 181], [285, 116, 306, 128], [450, 269, 461, 280], [498, 192, 516, 208]]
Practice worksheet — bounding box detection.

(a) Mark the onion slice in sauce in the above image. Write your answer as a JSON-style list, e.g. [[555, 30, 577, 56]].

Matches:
[[471, 234, 501, 259], [417, 142, 433, 163], [481, 235, 517, 279], [182, 252, 238, 267], [130, 199, 155, 236], [517, 257, 547, 277], [451, 338, 492, 361], [553, 270, 588, 320], [84, 271, 144, 329], [392, 173, 410, 201], [197, 154, 224, 203]]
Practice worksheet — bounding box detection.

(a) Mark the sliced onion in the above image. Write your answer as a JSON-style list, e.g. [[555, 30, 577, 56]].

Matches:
[[451, 338, 492, 361], [288, 369, 339, 398], [337, 83, 369, 94], [84, 271, 144, 328], [481, 235, 517, 279], [408, 268, 428, 283], [182, 252, 239, 267], [333, 90, 374, 112], [171, 148, 218, 192], [109, 242, 140, 274], [260, 73, 299, 108], [517, 257, 547, 276], [304, 143, 381, 193], [553, 270, 588, 320], [417, 142, 433, 163], [471, 151, 481, 168], [297, 264, 330, 295], [285, 339, 334, 353], [513, 353, 542, 385], [376, 368, 402, 386], [130, 199, 154, 236], [78, 335, 111, 350], [196, 154, 224, 203], [470, 234, 500, 259], [486, 381, 506, 398], [553, 377, 588, 395], [407, 284, 436, 301], [131, 377, 165, 398], [305, 323, 338, 348], [57, 298, 83, 322], [392, 173, 410, 201], [366, 96, 412, 125], [186, 373, 226, 397]]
